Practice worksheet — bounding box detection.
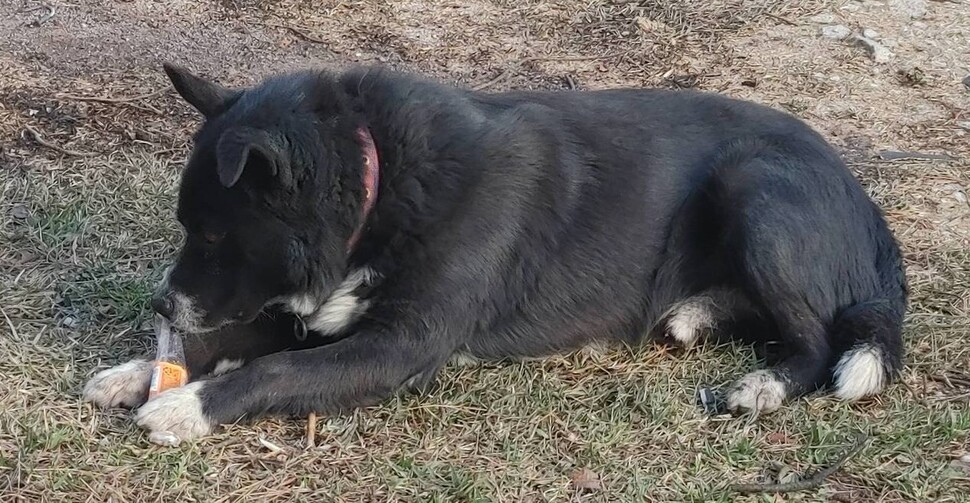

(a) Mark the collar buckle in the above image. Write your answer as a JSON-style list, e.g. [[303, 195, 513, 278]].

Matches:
[[293, 315, 308, 342]]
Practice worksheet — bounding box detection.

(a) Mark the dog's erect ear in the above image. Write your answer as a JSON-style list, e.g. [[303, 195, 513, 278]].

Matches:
[[216, 128, 290, 188], [163, 63, 240, 118]]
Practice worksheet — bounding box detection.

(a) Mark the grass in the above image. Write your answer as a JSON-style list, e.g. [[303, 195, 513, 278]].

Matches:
[[2, 0, 970, 501]]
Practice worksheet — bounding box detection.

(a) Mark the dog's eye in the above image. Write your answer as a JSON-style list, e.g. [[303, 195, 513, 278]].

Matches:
[[202, 231, 225, 245]]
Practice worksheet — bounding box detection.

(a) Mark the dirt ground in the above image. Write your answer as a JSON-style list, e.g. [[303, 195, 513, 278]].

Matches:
[[1, 0, 968, 501]]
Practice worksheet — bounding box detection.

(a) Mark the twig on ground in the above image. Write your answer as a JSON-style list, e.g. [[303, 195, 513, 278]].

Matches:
[[0, 307, 18, 339], [473, 51, 632, 91], [57, 90, 165, 114], [897, 377, 928, 407], [22, 125, 94, 157], [57, 89, 166, 104], [877, 150, 958, 162], [307, 412, 317, 447], [829, 492, 855, 503], [267, 22, 329, 44], [765, 13, 799, 26], [928, 371, 970, 387], [521, 51, 633, 64], [472, 71, 512, 91], [731, 432, 870, 494]]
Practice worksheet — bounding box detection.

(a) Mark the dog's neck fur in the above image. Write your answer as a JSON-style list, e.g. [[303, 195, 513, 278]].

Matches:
[[286, 266, 378, 336], [285, 127, 381, 336]]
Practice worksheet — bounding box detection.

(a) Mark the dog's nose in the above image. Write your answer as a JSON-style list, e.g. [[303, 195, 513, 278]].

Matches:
[[151, 292, 175, 319]]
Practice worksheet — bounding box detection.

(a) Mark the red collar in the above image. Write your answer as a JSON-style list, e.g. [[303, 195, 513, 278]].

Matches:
[[347, 127, 379, 252]]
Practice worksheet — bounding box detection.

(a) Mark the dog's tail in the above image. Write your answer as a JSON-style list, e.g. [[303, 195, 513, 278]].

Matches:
[[829, 224, 907, 401]]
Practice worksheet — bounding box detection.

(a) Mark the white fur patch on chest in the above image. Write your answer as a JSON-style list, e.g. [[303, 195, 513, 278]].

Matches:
[[286, 267, 378, 335]]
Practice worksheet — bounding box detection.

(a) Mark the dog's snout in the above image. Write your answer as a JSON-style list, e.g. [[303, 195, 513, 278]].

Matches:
[[151, 291, 176, 319]]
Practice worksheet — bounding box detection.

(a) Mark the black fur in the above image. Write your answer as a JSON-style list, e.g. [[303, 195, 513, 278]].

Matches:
[[154, 64, 906, 426]]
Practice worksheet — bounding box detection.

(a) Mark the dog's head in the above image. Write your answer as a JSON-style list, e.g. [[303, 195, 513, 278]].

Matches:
[[152, 64, 368, 333]]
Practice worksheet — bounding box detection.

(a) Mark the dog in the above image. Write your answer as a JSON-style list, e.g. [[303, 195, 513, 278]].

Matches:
[[84, 63, 907, 441]]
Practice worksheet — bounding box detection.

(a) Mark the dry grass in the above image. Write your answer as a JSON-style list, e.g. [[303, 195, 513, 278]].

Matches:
[[2, 0, 969, 501]]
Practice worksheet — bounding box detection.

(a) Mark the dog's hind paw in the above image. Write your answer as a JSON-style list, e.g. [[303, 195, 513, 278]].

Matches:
[[83, 359, 153, 408], [726, 370, 787, 415]]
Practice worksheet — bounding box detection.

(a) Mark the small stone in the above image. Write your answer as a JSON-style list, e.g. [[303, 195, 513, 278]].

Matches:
[[9, 203, 29, 220], [962, 75, 970, 90], [148, 430, 182, 447], [957, 121, 970, 131], [853, 34, 894, 63], [863, 28, 880, 39], [821, 24, 852, 39], [808, 13, 836, 24], [889, 0, 927, 19], [60, 316, 78, 329]]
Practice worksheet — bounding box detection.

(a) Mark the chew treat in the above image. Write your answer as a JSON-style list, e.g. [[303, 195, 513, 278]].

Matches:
[[147, 316, 188, 400]]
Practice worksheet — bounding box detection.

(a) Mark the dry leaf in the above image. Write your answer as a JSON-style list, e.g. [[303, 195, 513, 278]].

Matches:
[[766, 432, 790, 444], [570, 467, 602, 491]]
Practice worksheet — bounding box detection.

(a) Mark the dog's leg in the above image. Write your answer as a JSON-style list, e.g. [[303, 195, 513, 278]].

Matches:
[[134, 320, 452, 439], [725, 317, 829, 415], [84, 311, 302, 409], [718, 176, 838, 415], [724, 282, 834, 415]]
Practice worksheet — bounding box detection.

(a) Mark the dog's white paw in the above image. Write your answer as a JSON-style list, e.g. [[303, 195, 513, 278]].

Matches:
[[135, 381, 213, 442], [726, 370, 787, 415], [665, 300, 715, 347], [83, 359, 153, 408]]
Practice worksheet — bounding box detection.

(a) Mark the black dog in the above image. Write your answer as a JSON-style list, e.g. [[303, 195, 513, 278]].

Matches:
[[84, 64, 906, 441]]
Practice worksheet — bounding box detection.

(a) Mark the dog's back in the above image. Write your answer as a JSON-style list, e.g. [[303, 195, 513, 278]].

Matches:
[[343, 69, 905, 411]]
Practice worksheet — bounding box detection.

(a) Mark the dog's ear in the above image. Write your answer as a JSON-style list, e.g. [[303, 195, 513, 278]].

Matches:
[[163, 63, 240, 118], [216, 128, 290, 188]]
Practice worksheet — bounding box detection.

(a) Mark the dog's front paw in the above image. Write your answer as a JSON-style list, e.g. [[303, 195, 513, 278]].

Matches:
[[83, 359, 153, 408], [135, 381, 214, 443]]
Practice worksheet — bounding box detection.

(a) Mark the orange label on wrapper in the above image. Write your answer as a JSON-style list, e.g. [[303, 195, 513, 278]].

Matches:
[[148, 361, 188, 399]]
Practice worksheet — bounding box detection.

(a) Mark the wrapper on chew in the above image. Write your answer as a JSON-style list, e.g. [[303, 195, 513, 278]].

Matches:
[[145, 317, 190, 447], [148, 316, 187, 399]]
